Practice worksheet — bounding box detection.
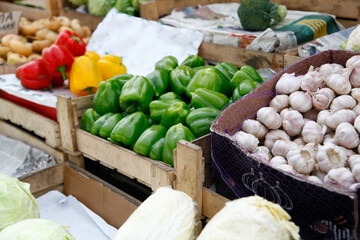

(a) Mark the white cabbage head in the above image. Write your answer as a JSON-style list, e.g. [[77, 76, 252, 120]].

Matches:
[[0, 174, 39, 230], [0, 219, 75, 240]]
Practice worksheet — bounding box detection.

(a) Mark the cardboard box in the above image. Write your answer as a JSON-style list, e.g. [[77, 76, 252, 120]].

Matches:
[[211, 50, 360, 240]]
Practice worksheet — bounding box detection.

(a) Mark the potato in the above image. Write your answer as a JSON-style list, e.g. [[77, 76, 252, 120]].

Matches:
[[44, 17, 62, 31], [7, 53, 28, 65], [32, 39, 52, 52], [10, 40, 33, 57], [56, 16, 71, 27], [7, 51, 14, 58], [28, 53, 42, 61], [83, 37, 90, 44], [0, 57, 5, 64], [83, 26, 92, 38], [0, 45, 11, 57], [58, 26, 73, 33], [35, 28, 58, 43], [70, 19, 85, 38], [2, 34, 21, 47], [19, 22, 42, 36]]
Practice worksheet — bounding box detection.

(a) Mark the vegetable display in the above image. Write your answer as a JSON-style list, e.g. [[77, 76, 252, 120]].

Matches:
[[81, 55, 263, 166], [232, 56, 360, 191]]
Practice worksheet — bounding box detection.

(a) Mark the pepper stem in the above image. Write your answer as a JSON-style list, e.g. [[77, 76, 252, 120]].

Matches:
[[86, 87, 94, 95], [71, 35, 82, 44], [57, 65, 68, 80]]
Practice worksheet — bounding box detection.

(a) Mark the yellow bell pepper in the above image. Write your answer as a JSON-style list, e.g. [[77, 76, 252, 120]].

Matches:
[[97, 54, 127, 81], [85, 51, 101, 62], [69, 55, 103, 96]]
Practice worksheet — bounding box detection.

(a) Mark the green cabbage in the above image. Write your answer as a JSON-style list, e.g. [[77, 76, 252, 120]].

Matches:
[[88, 0, 115, 16], [0, 174, 39, 231], [0, 219, 75, 240], [68, 0, 87, 7]]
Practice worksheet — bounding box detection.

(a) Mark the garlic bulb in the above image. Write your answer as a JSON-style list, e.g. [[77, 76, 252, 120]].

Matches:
[[324, 167, 355, 189], [275, 73, 301, 94], [303, 142, 319, 156], [317, 110, 331, 127], [330, 95, 357, 111], [269, 156, 287, 168], [241, 119, 268, 140], [318, 63, 344, 79], [338, 146, 356, 158], [334, 122, 359, 149], [271, 140, 298, 158], [300, 69, 325, 93], [256, 107, 281, 129], [282, 110, 305, 136], [313, 167, 327, 181], [346, 55, 360, 68], [325, 72, 352, 95], [353, 105, 360, 116], [231, 131, 259, 152], [302, 121, 325, 144], [293, 137, 305, 147], [316, 143, 347, 173], [325, 109, 356, 130], [303, 109, 318, 121], [347, 155, 360, 169], [276, 164, 302, 176], [264, 130, 290, 150], [252, 146, 272, 162], [289, 91, 313, 113], [349, 183, 360, 191], [287, 148, 315, 174], [307, 176, 323, 184], [323, 133, 335, 144], [349, 65, 360, 88], [280, 108, 291, 121], [351, 88, 360, 102], [354, 115, 360, 134], [269, 95, 289, 112], [352, 164, 360, 181]]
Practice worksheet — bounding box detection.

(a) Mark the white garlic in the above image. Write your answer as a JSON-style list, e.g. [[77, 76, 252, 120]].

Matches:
[[334, 122, 359, 149], [323, 133, 335, 144], [256, 107, 281, 129], [270, 156, 287, 168], [351, 88, 360, 102], [231, 131, 259, 152], [241, 119, 268, 140], [349, 183, 360, 191], [347, 155, 360, 169], [354, 115, 360, 134], [280, 108, 291, 121], [330, 95, 357, 111], [301, 69, 325, 93], [303, 142, 319, 156], [287, 148, 316, 174], [271, 140, 298, 158], [275, 73, 301, 94], [313, 167, 327, 182], [269, 95, 289, 112], [289, 91, 313, 113], [351, 164, 360, 181], [325, 72, 352, 95], [282, 110, 305, 136], [276, 164, 302, 176], [252, 146, 272, 162], [317, 110, 331, 127], [316, 143, 347, 173], [349, 65, 360, 88], [338, 146, 356, 158], [346, 55, 360, 68], [353, 105, 360, 116], [303, 109, 318, 121], [319, 63, 344, 79], [302, 121, 325, 144], [264, 130, 290, 150], [325, 109, 356, 130], [307, 175, 323, 184], [324, 167, 355, 189], [293, 137, 305, 147]]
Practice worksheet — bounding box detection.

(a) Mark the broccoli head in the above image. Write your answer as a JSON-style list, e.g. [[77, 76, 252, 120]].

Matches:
[[238, 0, 287, 31]]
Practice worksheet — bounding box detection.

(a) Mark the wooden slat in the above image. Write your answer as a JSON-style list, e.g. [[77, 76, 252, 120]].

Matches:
[[140, 1, 159, 20], [283, 54, 302, 68], [0, 98, 61, 147], [0, 1, 51, 19], [71, 95, 94, 122], [33, 184, 64, 198], [0, 120, 65, 162], [76, 129, 175, 190], [64, 163, 141, 228], [202, 187, 229, 219]]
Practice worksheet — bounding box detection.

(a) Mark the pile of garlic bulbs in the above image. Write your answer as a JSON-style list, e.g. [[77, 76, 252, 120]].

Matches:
[[233, 55, 360, 191]]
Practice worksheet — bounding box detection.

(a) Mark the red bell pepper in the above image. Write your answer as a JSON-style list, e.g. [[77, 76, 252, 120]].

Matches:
[[55, 30, 86, 57], [42, 44, 74, 80], [18, 59, 53, 90], [15, 64, 25, 79], [52, 76, 65, 88]]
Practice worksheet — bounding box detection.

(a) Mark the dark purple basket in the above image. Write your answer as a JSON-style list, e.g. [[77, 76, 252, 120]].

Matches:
[[211, 50, 360, 240]]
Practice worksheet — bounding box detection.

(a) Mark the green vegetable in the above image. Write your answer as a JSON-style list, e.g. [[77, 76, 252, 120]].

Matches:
[[80, 108, 101, 133], [232, 80, 260, 102], [110, 112, 149, 146], [146, 70, 169, 98], [238, 0, 287, 31], [68, 0, 87, 7], [169, 65, 194, 95], [186, 68, 222, 97], [149, 137, 165, 161], [155, 56, 178, 73], [91, 112, 114, 136], [149, 99, 182, 122], [240, 65, 263, 83], [88, 0, 115, 16], [181, 55, 205, 68], [190, 88, 229, 110], [99, 113, 123, 139], [114, 0, 135, 15], [162, 123, 195, 166], [0, 219, 75, 240], [133, 125, 167, 156], [186, 107, 220, 138], [160, 100, 190, 128], [229, 66, 262, 90], [0, 174, 39, 231], [159, 91, 183, 101]]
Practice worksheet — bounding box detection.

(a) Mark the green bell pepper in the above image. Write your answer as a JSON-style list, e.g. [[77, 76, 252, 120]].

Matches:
[[99, 113, 123, 139], [93, 74, 133, 115], [119, 76, 154, 114], [240, 65, 263, 83], [192, 66, 209, 73], [186, 68, 222, 97], [90, 113, 113, 136], [163, 123, 195, 166], [190, 88, 229, 110], [80, 108, 101, 133], [232, 79, 260, 102], [181, 55, 205, 68], [186, 107, 220, 138], [214, 62, 238, 83], [159, 91, 183, 101], [133, 125, 167, 156], [149, 99, 182, 122], [149, 137, 165, 161], [169, 65, 194, 95], [160, 100, 190, 128], [146, 69, 169, 98], [155, 56, 178, 73], [110, 112, 149, 146]]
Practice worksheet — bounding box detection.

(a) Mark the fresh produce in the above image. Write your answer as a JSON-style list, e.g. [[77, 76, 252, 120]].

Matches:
[[160, 100, 190, 128], [181, 54, 205, 68], [97, 54, 127, 80], [149, 138, 165, 160], [133, 125, 167, 156], [99, 113, 124, 138], [341, 25, 360, 52], [17, 59, 53, 90], [158, 91, 183, 100], [54, 29, 86, 57], [113, 187, 196, 240], [42, 44, 74, 80], [190, 88, 229, 110], [233, 57, 360, 191], [155, 55, 178, 73], [197, 196, 300, 240], [90, 112, 114, 135], [0, 219, 75, 240], [186, 68, 222, 96], [186, 107, 220, 138], [88, 0, 114, 16], [170, 65, 194, 95], [0, 174, 39, 231], [238, 0, 287, 31], [149, 99, 182, 122], [80, 108, 101, 132], [146, 69, 169, 97]]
